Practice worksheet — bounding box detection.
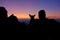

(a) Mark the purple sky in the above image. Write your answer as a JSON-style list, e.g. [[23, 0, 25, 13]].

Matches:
[[0, 0, 60, 19]]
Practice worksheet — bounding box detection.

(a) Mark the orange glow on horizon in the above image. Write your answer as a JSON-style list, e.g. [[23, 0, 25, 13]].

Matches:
[[17, 15, 60, 19], [8, 13, 60, 19], [15, 15, 60, 19]]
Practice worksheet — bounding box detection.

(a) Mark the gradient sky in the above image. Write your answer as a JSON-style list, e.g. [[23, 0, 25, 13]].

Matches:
[[0, 0, 60, 19]]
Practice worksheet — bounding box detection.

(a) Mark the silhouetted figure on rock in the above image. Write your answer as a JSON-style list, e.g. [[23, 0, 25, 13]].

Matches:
[[8, 14, 20, 32], [0, 7, 8, 24], [38, 10, 48, 33], [8, 14, 19, 24], [8, 14, 27, 32], [38, 10, 60, 36], [0, 7, 8, 32]]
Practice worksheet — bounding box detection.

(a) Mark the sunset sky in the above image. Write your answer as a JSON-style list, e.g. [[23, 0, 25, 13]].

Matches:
[[0, 0, 60, 19]]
